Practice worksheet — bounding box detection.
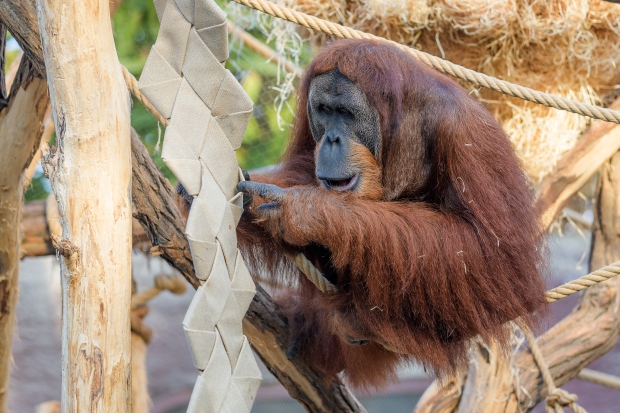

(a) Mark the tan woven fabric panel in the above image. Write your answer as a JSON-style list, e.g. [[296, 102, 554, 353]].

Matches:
[[139, 1, 262, 411]]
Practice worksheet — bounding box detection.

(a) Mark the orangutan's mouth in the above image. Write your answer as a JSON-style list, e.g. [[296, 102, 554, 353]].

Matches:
[[320, 174, 359, 191]]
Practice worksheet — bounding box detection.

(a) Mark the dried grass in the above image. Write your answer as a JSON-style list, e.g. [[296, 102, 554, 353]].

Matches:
[[231, 0, 620, 181]]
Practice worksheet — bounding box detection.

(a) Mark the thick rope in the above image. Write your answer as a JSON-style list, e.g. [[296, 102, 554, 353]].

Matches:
[[522, 326, 587, 413], [545, 261, 620, 302], [578, 368, 620, 391], [285, 251, 338, 294], [232, 0, 620, 125], [121, 66, 169, 127]]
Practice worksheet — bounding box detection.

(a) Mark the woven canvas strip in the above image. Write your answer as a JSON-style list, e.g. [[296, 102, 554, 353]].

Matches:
[[139, 1, 261, 411]]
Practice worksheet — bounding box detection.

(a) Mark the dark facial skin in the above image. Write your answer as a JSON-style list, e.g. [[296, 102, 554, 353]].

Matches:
[[308, 70, 381, 192]]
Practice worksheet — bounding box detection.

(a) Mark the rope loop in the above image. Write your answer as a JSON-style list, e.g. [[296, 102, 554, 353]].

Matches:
[[522, 324, 588, 413], [545, 388, 585, 413]]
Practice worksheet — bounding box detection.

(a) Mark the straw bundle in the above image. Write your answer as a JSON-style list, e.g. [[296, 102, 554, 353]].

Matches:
[[241, 0, 620, 181]]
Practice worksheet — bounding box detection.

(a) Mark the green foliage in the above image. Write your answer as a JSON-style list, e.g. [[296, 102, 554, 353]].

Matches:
[[112, 0, 177, 181], [112, 0, 296, 177], [24, 0, 299, 203], [24, 170, 51, 202], [233, 58, 296, 170], [113, 0, 160, 76]]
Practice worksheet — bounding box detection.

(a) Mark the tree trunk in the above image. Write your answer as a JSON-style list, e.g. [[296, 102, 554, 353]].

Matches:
[[20, 200, 54, 258], [131, 329, 150, 413], [536, 97, 620, 229], [37, 0, 132, 411], [0, 53, 49, 411], [590, 152, 620, 268]]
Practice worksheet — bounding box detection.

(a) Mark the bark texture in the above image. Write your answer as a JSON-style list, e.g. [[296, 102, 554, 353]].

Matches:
[[537, 97, 620, 229], [0, 2, 44, 75], [590, 152, 620, 269], [37, 0, 133, 411], [0, 56, 49, 411], [21, 200, 149, 258]]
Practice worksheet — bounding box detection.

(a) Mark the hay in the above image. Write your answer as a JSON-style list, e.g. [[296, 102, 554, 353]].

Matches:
[[231, 0, 620, 181]]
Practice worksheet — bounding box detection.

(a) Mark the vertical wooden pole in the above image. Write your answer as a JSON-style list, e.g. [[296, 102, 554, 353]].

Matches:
[[36, 1, 132, 412], [0, 56, 49, 410], [590, 152, 620, 268]]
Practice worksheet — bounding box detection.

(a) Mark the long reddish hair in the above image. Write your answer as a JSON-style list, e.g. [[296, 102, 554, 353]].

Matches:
[[241, 39, 548, 388]]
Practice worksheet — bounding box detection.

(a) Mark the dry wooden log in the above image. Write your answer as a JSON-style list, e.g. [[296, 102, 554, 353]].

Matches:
[[0, 2, 44, 75], [0, 53, 49, 411], [131, 302, 151, 413], [416, 274, 620, 412], [20, 200, 53, 258], [131, 333, 150, 413], [590, 152, 620, 269], [20, 199, 149, 257], [537, 97, 620, 230], [415, 376, 464, 413], [37, 0, 133, 410]]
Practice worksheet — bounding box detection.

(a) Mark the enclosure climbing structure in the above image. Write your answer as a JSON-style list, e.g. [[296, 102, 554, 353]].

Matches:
[[2, 0, 620, 412]]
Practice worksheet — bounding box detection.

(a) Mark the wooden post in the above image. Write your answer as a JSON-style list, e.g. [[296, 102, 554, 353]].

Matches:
[[590, 151, 620, 269], [0, 53, 49, 410], [36, 0, 132, 411]]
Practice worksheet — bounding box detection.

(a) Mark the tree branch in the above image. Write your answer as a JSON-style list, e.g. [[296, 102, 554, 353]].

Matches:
[[0, 24, 8, 110], [0, 54, 49, 411], [537, 97, 620, 230], [130, 129, 366, 412], [0, 1, 45, 75]]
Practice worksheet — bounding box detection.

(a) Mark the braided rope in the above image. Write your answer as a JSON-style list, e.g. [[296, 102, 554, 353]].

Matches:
[[288, 251, 620, 302], [578, 368, 620, 391], [522, 326, 587, 413], [121, 66, 169, 127], [232, 0, 620, 124], [545, 261, 620, 303], [285, 251, 338, 294]]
